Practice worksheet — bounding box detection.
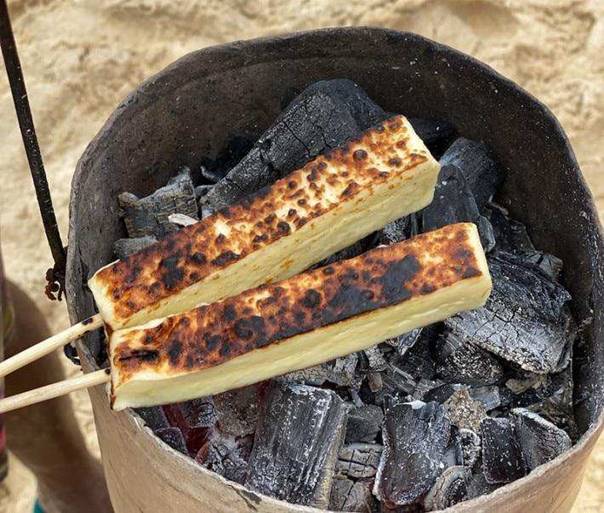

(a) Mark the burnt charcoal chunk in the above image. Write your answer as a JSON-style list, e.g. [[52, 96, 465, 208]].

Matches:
[[487, 203, 535, 253], [198, 432, 253, 484], [213, 385, 260, 437], [439, 137, 502, 209], [511, 408, 571, 470], [458, 429, 481, 469], [465, 470, 501, 499], [346, 404, 384, 443], [444, 389, 487, 432], [419, 165, 495, 251], [408, 118, 457, 159], [337, 443, 383, 478], [374, 401, 451, 507], [480, 418, 526, 484], [135, 406, 169, 431], [207, 79, 385, 209], [179, 398, 216, 428], [113, 236, 157, 259], [445, 252, 575, 374], [434, 329, 503, 386], [424, 466, 469, 511], [155, 427, 187, 454], [330, 478, 375, 512], [246, 383, 347, 508], [118, 168, 198, 238]]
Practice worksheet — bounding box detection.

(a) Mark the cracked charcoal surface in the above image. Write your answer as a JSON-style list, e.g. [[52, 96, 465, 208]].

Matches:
[[118, 168, 198, 238], [445, 251, 575, 374], [213, 386, 260, 437], [155, 427, 188, 455], [345, 404, 384, 443], [481, 417, 526, 484], [408, 117, 457, 159], [246, 382, 347, 508], [337, 443, 383, 478], [458, 429, 481, 469], [434, 329, 504, 386], [330, 478, 375, 512], [424, 466, 469, 511], [374, 401, 451, 507], [439, 137, 502, 210], [512, 408, 572, 470], [419, 164, 495, 251], [206, 79, 386, 209], [444, 389, 488, 432], [198, 432, 253, 484], [113, 236, 157, 259]]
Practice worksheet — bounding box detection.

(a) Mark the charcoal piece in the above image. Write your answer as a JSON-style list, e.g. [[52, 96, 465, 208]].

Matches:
[[362, 346, 388, 372], [281, 353, 361, 388], [206, 79, 385, 209], [179, 398, 216, 428], [198, 432, 253, 484], [465, 470, 501, 500], [468, 386, 511, 411], [155, 427, 188, 454], [458, 429, 481, 469], [444, 389, 487, 432], [434, 329, 503, 386], [378, 216, 411, 245], [445, 252, 575, 374], [374, 401, 451, 507], [330, 478, 375, 512], [118, 168, 198, 238], [246, 383, 347, 508], [213, 385, 260, 437], [419, 165, 495, 251], [487, 203, 535, 253], [384, 328, 423, 357], [135, 406, 169, 431], [199, 166, 224, 184], [337, 443, 383, 478], [345, 404, 384, 443], [113, 236, 157, 259], [439, 137, 502, 209], [194, 184, 212, 199], [480, 418, 526, 484], [424, 466, 469, 511], [511, 408, 571, 470], [408, 118, 457, 159]]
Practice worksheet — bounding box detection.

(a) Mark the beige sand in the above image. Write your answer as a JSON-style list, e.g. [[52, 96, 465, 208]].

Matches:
[[0, 0, 602, 511]]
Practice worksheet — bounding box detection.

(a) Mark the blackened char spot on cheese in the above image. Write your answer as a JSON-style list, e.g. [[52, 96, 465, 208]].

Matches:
[[167, 340, 183, 366], [234, 316, 266, 341], [378, 255, 421, 303], [160, 255, 184, 290], [212, 251, 239, 267], [302, 289, 321, 308]]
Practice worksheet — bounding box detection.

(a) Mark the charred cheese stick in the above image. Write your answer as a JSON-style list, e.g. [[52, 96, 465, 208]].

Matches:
[[109, 223, 491, 410], [89, 115, 440, 330]]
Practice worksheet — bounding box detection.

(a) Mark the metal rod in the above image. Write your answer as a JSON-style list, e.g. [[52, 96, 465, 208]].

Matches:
[[0, 0, 67, 287]]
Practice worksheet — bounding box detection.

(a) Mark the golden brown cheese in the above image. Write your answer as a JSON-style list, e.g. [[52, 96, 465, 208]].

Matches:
[[109, 223, 492, 409], [89, 115, 440, 330]]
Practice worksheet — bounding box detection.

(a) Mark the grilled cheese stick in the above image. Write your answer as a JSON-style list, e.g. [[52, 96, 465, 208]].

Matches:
[[109, 223, 491, 410], [89, 115, 440, 330]]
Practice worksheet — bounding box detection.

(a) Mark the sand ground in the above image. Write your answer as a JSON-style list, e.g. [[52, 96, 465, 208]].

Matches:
[[0, 0, 603, 511]]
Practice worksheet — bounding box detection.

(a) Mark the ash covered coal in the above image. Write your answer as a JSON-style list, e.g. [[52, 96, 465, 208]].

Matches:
[[112, 79, 577, 511]]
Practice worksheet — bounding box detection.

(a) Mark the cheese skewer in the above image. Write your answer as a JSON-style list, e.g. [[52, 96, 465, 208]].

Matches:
[[0, 223, 492, 414], [0, 114, 440, 379]]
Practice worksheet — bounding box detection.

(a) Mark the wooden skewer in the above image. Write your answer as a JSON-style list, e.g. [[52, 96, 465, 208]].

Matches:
[[0, 314, 103, 378], [0, 369, 110, 414]]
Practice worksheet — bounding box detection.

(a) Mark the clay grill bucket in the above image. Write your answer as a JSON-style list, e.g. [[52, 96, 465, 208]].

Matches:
[[65, 28, 604, 513]]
